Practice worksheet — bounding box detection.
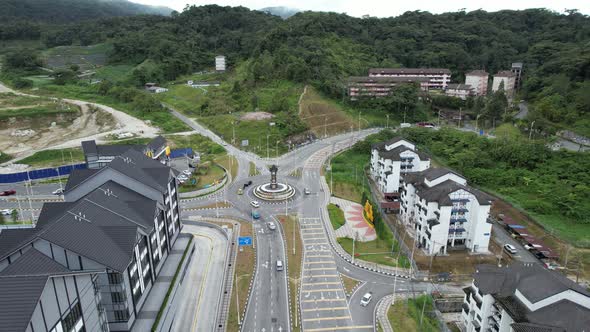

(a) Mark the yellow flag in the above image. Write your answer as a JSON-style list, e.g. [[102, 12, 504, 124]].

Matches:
[[165, 146, 171, 156]]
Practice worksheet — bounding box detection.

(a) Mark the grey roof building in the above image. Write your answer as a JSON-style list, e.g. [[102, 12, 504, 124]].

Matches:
[[82, 136, 167, 169], [0, 144, 182, 331], [462, 263, 590, 332]]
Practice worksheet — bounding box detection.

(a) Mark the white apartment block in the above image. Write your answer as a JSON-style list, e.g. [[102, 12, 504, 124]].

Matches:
[[370, 137, 430, 195], [492, 71, 515, 97], [462, 263, 590, 332], [465, 70, 489, 96], [400, 168, 493, 255], [369, 68, 451, 89], [215, 55, 226, 71], [445, 83, 474, 100]]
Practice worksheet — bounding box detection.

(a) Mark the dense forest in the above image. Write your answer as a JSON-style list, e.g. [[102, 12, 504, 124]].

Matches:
[[1, 5, 589, 135]]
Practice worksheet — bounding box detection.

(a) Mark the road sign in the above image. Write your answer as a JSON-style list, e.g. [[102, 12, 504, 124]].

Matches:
[[238, 236, 252, 246], [242, 139, 249, 147]]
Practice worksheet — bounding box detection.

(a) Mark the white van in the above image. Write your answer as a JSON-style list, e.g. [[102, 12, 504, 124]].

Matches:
[[276, 260, 284, 271], [504, 244, 517, 255]]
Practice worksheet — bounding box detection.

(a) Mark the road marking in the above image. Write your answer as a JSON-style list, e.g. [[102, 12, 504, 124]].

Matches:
[[301, 288, 342, 293], [306, 267, 337, 271], [302, 307, 349, 312], [305, 325, 374, 331], [301, 231, 324, 235], [303, 274, 339, 279], [302, 315, 351, 322], [302, 237, 327, 240], [305, 254, 333, 258], [302, 281, 341, 286], [304, 261, 335, 265]]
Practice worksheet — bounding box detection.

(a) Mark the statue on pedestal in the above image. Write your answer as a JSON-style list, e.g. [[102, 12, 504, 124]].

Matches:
[[269, 165, 278, 190]]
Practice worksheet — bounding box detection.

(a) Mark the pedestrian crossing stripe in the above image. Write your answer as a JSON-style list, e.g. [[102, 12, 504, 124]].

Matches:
[[302, 315, 351, 322], [302, 306, 348, 312]]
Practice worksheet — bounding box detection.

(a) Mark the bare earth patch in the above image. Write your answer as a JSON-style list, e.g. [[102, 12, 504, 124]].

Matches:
[[240, 111, 274, 121]]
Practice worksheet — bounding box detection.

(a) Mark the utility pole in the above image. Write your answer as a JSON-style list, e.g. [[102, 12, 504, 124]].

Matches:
[[419, 293, 427, 328], [386, 114, 390, 129], [266, 134, 270, 159], [391, 275, 398, 305], [358, 111, 362, 134], [403, 107, 407, 124], [232, 121, 236, 145], [324, 115, 328, 138], [529, 120, 536, 140], [458, 107, 462, 128], [438, 109, 441, 127], [276, 140, 279, 159], [292, 217, 296, 256], [352, 232, 357, 264]]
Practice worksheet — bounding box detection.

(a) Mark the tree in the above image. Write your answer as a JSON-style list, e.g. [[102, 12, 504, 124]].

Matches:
[[13, 78, 33, 89], [11, 209, 18, 223], [3, 49, 41, 71]]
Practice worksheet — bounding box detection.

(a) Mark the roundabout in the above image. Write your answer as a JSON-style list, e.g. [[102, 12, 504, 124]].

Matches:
[[252, 165, 296, 201]]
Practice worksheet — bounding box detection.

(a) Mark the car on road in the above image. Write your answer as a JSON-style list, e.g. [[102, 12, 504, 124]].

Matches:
[[504, 244, 517, 255], [251, 211, 260, 219], [237, 188, 244, 195], [304, 188, 311, 195], [360, 292, 373, 306], [52, 188, 64, 195], [250, 200, 260, 208], [416, 122, 435, 128], [267, 222, 276, 231], [276, 260, 284, 271], [182, 169, 192, 176], [0, 190, 16, 196], [1, 209, 15, 216], [243, 180, 253, 189], [400, 123, 412, 128]]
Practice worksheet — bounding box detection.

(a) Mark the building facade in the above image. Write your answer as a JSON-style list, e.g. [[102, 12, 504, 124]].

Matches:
[[445, 84, 474, 100], [462, 263, 590, 332], [369, 68, 452, 89], [492, 71, 516, 97], [511, 62, 523, 90], [465, 70, 489, 96], [215, 55, 226, 71], [400, 168, 493, 255], [0, 148, 182, 332], [347, 76, 429, 99]]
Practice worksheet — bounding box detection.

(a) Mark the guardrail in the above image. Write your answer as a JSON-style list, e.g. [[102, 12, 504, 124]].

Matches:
[[0, 163, 86, 184]]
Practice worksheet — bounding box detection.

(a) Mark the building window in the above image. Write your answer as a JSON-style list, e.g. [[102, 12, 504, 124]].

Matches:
[[62, 302, 83, 332], [111, 291, 126, 304], [107, 272, 123, 285], [113, 309, 130, 322]]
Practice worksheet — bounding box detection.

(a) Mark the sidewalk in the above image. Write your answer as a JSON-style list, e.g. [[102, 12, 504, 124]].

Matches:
[[131, 234, 192, 332], [330, 196, 376, 241]]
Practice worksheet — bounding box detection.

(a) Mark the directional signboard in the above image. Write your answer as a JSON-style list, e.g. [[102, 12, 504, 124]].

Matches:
[[238, 236, 252, 246]]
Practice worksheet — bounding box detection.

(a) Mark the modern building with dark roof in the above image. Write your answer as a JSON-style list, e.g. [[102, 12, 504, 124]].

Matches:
[[370, 137, 430, 212], [462, 263, 590, 332], [347, 76, 430, 99], [0, 144, 182, 331], [82, 135, 167, 169], [399, 165, 494, 255], [368, 68, 452, 89]]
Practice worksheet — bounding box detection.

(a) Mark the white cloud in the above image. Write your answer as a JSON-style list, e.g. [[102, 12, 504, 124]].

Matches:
[[133, 0, 589, 17]]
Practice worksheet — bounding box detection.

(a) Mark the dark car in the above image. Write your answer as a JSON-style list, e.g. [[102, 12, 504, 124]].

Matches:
[[0, 190, 16, 196]]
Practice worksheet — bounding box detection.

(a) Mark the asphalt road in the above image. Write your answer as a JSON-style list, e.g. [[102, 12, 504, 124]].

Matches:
[[172, 224, 228, 332]]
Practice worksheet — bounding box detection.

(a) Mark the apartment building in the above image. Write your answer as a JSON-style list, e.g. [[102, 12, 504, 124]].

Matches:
[[215, 55, 226, 72], [0, 149, 182, 331], [82, 136, 167, 169], [369, 68, 452, 89], [462, 263, 590, 332], [492, 71, 516, 97], [511, 62, 523, 90], [465, 70, 489, 96], [400, 168, 493, 255], [348, 76, 430, 99], [445, 84, 474, 100], [370, 137, 430, 195]]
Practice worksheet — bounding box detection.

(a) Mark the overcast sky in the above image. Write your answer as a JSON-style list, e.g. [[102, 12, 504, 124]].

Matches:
[[133, 0, 589, 17]]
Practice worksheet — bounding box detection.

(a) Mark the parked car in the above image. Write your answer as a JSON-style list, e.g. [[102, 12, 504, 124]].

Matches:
[[304, 188, 311, 195], [416, 122, 435, 128], [52, 188, 64, 195], [1, 209, 14, 216], [276, 260, 284, 271], [182, 169, 192, 176], [250, 200, 260, 208], [267, 222, 276, 231], [504, 244, 517, 255], [251, 211, 260, 219], [0, 190, 16, 196], [177, 175, 188, 181], [360, 292, 373, 306]]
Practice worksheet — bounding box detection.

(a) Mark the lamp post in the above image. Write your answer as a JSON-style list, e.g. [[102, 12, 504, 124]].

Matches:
[[266, 134, 270, 159], [386, 114, 390, 129], [475, 114, 482, 133], [529, 120, 536, 140]]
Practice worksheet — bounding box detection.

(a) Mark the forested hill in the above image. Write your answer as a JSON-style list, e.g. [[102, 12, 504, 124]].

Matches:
[[0, 0, 173, 23]]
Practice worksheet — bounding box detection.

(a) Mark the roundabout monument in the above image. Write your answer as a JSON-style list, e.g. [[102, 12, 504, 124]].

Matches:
[[253, 165, 296, 201]]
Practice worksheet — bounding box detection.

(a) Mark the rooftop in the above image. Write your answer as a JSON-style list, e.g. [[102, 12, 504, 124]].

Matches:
[[446, 83, 473, 90], [348, 76, 430, 83], [466, 70, 489, 76], [495, 70, 516, 78], [369, 68, 451, 75]]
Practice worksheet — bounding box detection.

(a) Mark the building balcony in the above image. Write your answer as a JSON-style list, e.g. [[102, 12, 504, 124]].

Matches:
[[450, 218, 468, 224], [449, 228, 466, 233], [452, 207, 469, 213]]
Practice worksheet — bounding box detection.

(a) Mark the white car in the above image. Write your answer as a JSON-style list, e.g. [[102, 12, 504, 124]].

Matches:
[[177, 175, 188, 181], [504, 244, 517, 255], [52, 188, 64, 195], [1, 209, 14, 216], [182, 169, 192, 176], [250, 200, 260, 208], [267, 222, 276, 231], [360, 292, 373, 306], [400, 123, 412, 128]]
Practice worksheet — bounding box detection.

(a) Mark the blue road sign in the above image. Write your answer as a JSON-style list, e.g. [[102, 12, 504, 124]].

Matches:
[[238, 236, 252, 246]]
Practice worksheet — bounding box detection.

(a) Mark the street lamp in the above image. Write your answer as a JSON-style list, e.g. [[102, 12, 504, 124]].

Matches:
[[475, 114, 482, 133], [529, 120, 536, 140], [386, 114, 390, 129], [266, 134, 270, 159]]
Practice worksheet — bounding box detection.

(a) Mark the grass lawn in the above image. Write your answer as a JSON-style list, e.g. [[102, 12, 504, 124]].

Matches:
[[340, 274, 359, 294], [327, 149, 371, 203], [18, 148, 84, 168], [299, 86, 356, 137], [0, 104, 79, 120], [178, 162, 225, 192], [94, 64, 135, 83], [279, 215, 302, 332], [165, 133, 226, 162], [36, 176, 69, 184], [388, 295, 440, 332], [327, 203, 346, 230], [337, 234, 410, 268], [215, 155, 238, 180], [227, 220, 255, 331], [249, 161, 260, 176]]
